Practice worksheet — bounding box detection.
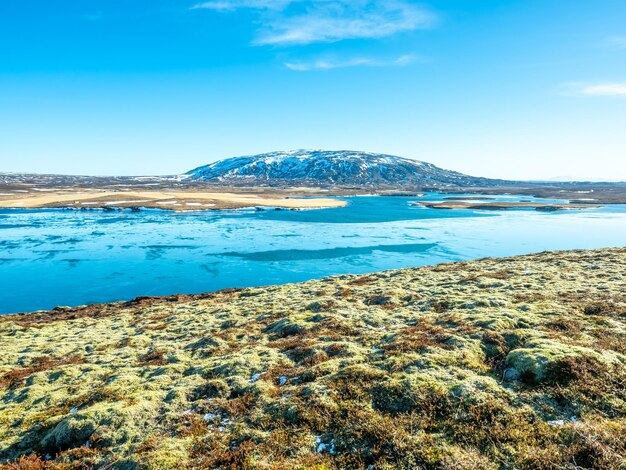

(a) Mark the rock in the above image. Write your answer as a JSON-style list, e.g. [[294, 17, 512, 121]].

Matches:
[[315, 437, 336, 455], [249, 373, 262, 383], [503, 368, 520, 381], [547, 420, 565, 426]]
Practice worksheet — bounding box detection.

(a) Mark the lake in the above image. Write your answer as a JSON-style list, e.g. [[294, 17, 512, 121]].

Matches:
[[1, 193, 626, 314]]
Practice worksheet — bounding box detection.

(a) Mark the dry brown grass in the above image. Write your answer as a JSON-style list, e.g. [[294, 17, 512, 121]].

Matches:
[[0, 356, 85, 390]]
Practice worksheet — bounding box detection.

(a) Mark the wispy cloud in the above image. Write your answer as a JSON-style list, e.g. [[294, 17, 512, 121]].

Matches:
[[284, 53, 418, 71], [606, 36, 626, 49], [191, 0, 295, 11], [259, 1, 435, 46], [191, 0, 436, 46], [565, 82, 626, 97]]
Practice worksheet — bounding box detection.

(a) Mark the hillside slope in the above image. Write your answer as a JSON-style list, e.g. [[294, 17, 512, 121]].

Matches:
[[185, 150, 505, 188], [1, 249, 626, 468]]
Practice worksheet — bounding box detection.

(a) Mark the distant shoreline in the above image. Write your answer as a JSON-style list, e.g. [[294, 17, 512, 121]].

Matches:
[[0, 189, 347, 211], [2, 171, 626, 205], [412, 200, 603, 211]]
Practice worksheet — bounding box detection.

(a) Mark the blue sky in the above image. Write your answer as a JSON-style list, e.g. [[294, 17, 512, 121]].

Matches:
[[0, 0, 625, 180]]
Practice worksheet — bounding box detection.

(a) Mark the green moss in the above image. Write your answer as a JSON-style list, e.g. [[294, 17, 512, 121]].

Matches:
[[1, 248, 626, 468], [41, 414, 96, 452], [141, 437, 190, 469], [264, 317, 310, 337], [372, 373, 451, 415], [505, 339, 618, 384], [191, 379, 230, 400]]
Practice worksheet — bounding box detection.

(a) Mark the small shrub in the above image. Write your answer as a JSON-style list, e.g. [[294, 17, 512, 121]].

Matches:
[[363, 295, 397, 309], [336, 288, 353, 298], [372, 376, 451, 422], [583, 300, 626, 317], [2, 454, 54, 470], [384, 322, 454, 354], [191, 379, 230, 400], [431, 299, 452, 313], [324, 343, 349, 357], [264, 318, 307, 338], [544, 356, 592, 385], [481, 331, 509, 367], [348, 275, 376, 286], [305, 300, 336, 312], [139, 348, 168, 366], [484, 270, 512, 280], [0, 356, 84, 389]]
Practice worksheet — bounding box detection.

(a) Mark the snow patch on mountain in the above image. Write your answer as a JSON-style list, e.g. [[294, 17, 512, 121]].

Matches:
[[185, 150, 499, 187]]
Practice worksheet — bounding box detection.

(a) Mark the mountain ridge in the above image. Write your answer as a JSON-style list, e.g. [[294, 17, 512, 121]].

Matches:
[[185, 150, 507, 188]]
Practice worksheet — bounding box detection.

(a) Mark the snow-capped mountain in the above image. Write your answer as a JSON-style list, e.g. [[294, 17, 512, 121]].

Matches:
[[185, 150, 503, 187]]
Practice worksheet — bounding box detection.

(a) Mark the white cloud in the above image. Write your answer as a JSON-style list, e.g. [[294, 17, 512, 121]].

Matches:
[[259, 1, 435, 46], [191, 0, 295, 11], [607, 36, 626, 49], [571, 83, 626, 97], [284, 53, 418, 71], [394, 53, 417, 66], [191, 0, 437, 46]]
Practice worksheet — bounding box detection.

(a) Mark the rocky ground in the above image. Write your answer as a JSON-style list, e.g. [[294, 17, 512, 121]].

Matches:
[[2, 173, 626, 207], [447, 185, 626, 205], [413, 201, 602, 211], [1, 248, 626, 469]]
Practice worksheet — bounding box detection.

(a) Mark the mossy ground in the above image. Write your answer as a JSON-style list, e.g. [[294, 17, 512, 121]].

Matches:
[[1, 248, 626, 469]]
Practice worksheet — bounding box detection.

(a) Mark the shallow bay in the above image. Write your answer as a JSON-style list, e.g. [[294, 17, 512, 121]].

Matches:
[[1, 194, 625, 314]]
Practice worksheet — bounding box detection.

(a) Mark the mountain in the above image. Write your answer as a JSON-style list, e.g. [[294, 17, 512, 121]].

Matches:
[[185, 150, 506, 188]]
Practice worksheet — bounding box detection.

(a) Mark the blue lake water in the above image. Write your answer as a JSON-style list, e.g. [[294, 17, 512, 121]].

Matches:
[[1, 194, 626, 314]]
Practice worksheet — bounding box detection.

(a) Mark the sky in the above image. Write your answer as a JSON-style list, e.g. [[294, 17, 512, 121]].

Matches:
[[0, 0, 625, 180]]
